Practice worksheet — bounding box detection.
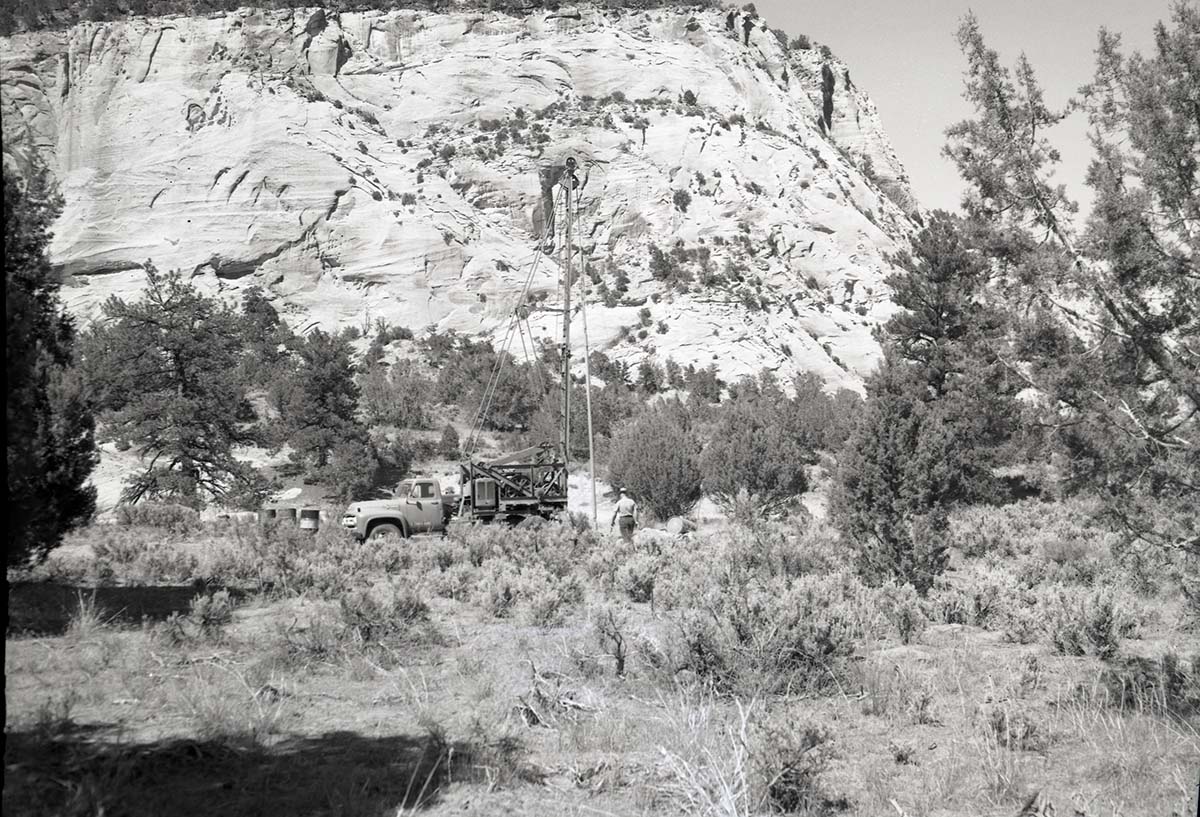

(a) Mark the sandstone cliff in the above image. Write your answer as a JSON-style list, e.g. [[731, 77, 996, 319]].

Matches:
[[1, 3, 919, 390]]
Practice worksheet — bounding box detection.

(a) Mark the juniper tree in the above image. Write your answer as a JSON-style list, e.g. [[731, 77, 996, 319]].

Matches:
[[238, 285, 294, 388], [607, 400, 702, 520], [700, 373, 815, 517], [271, 328, 364, 468], [834, 215, 1011, 592], [944, 6, 1198, 555], [271, 328, 382, 501], [6, 168, 98, 566], [833, 352, 992, 594]]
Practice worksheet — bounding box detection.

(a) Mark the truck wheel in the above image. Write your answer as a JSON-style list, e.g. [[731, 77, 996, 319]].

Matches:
[[369, 523, 404, 540]]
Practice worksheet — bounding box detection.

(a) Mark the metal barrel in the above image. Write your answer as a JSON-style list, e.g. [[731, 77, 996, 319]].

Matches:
[[299, 508, 320, 531], [258, 508, 277, 527], [277, 507, 298, 525]]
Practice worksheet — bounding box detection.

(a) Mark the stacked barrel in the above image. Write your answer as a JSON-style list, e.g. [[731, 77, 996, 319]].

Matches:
[[258, 507, 325, 531]]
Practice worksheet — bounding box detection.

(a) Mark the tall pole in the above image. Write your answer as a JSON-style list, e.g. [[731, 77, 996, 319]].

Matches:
[[561, 157, 576, 469], [580, 254, 599, 528]]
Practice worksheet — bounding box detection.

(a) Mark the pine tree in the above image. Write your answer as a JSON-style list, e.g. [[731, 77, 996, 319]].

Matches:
[[6, 168, 98, 566], [80, 266, 263, 508]]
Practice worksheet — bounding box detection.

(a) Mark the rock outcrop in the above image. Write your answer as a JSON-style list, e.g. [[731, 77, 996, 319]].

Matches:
[[1, 4, 919, 390]]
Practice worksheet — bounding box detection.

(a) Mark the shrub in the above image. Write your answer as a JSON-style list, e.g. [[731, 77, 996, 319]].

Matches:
[[750, 713, 838, 814], [478, 560, 526, 618], [957, 564, 1023, 629], [1040, 585, 1134, 659], [675, 573, 874, 695], [274, 605, 348, 667], [700, 382, 815, 516], [616, 552, 658, 603], [189, 589, 234, 636], [339, 582, 431, 645], [90, 526, 151, 569], [251, 524, 393, 598], [1095, 653, 1200, 715], [673, 188, 692, 213], [950, 498, 1117, 574], [115, 502, 200, 533], [137, 541, 201, 584], [648, 243, 695, 289], [980, 703, 1045, 752], [881, 582, 927, 644], [427, 562, 475, 600], [523, 576, 583, 628], [592, 604, 630, 676], [607, 401, 702, 520]]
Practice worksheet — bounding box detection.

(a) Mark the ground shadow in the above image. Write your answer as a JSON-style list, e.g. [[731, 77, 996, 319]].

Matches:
[[3, 725, 480, 816], [7, 582, 252, 637]]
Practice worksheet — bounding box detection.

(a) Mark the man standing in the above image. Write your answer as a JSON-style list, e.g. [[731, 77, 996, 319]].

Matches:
[[610, 488, 638, 542]]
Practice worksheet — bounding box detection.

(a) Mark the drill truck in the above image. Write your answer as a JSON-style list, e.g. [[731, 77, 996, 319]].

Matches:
[[344, 158, 586, 539]]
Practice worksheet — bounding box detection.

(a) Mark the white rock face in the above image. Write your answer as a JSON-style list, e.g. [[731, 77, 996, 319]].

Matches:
[[1, 4, 919, 391]]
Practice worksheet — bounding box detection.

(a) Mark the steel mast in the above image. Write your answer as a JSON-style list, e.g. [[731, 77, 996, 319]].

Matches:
[[560, 157, 578, 469]]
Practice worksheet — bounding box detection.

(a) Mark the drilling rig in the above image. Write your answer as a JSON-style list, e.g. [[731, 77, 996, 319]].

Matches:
[[457, 157, 589, 524]]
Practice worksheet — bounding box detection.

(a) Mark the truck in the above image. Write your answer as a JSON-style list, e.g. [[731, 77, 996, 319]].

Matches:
[[342, 156, 592, 538], [341, 478, 459, 540], [342, 442, 569, 539], [458, 442, 568, 524]]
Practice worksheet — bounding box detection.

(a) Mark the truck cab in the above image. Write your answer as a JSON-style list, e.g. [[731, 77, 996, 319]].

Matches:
[[342, 478, 457, 539]]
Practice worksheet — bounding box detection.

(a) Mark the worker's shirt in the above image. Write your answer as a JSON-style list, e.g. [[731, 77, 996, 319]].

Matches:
[[615, 497, 637, 519]]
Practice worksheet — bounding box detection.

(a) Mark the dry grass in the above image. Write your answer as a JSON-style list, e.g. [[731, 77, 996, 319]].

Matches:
[[6, 512, 1199, 817]]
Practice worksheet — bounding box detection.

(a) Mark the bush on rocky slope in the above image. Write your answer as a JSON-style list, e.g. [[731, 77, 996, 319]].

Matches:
[[1, 0, 729, 35]]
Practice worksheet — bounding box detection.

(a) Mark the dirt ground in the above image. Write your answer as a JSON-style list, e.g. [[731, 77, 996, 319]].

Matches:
[[6, 552, 1199, 817]]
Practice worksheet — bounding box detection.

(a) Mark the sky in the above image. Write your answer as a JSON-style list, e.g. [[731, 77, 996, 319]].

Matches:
[[751, 0, 1180, 215]]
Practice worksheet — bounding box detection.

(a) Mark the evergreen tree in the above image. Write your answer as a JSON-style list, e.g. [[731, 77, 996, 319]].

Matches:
[[6, 168, 98, 566], [700, 374, 815, 516], [883, 211, 1020, 471], [359, 358, 433, 430], [945, 7, 1198, 554], [271, 329, 364, 468], [835, 214, 1014, 591], [790, 371, 862, 453], [80, 266, 262, 508], [238, 285, 294, 388], [833, 354, 990, 594], [607, 400, 702, 519], [439, 423, 460, 458], [636, 360, 665, 394]]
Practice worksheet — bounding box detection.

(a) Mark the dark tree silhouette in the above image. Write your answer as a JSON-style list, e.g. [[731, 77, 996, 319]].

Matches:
[[5, 168, 98, 566]]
